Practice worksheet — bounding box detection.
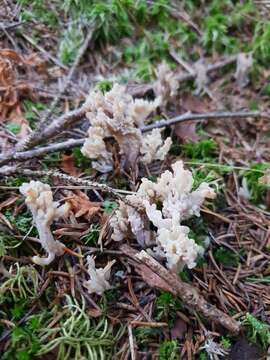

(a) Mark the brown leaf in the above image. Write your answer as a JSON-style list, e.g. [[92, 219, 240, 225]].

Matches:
[[229, 337, 261, 360], [170, 318, 187, 340], [175, 94, 211, 143], [0, 49, 25, 64], [174, 122, 199, 143], [60, 154, 81, 177], [68, 190, 101, 221], [181, 94, 210, 113], [0, 48, 36, 140]]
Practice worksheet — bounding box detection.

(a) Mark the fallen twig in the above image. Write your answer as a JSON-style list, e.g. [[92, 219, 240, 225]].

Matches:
[[0, 106, 88, 166], [0, 21, 25, 32], [0, 167, 125, 199], [120, 244, 241, 334], [0, 139, 84, 164], [129, 55, 238, 96], [128, 325, 136, 360], [0, 110, 263, 166], [141, 110, 261, 132]]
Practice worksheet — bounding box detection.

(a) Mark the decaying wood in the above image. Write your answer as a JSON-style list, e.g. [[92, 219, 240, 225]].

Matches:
[[120, 244, 241, 334]]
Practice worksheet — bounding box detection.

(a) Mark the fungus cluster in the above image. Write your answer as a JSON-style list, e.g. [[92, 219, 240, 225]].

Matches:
[[81, 83, 172, 172], [110, 160, 215, 272]]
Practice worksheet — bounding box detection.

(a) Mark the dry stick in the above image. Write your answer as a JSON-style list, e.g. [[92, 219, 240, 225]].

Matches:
[[141, 110, 261, 132], [0, 139, 84, 162], [0, 21, 25, 31], [0, 106, 87, 166], [129, 54, 238, 96], [16, 26, 94, 152], [128, 325, 136, 360], [0, 110, 263, 166], [0, 167, 124, 198], [120, 244, 241, 334]]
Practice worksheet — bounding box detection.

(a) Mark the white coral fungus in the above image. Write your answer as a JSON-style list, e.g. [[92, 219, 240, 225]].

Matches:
[[110, 161, 215, 272], [82, 84, 171, 171], [83, 256, 115, 295], [141, 128, 172, 164], [19, 180, 69, 266], [235, 52, 253, 88], [154, 61, 178, 104]]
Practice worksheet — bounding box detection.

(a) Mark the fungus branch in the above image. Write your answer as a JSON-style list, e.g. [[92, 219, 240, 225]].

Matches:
[[83, 256, 116, 295], [20, 180, 69, 265]]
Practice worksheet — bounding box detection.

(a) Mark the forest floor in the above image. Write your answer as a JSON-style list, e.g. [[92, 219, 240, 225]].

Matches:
[[0, 1, 270, 359]]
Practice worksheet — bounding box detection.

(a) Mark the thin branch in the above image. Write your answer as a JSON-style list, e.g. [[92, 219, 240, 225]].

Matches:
[[129, 55, 238, 96], [121, 244, 241, 334], [16, 26, 94, 152], [128, 325, 136, 360], [0, 110, 265, 166], [141, 110, 261, 132], [0, 21, 25, 32], [0, 139, 84, 164], [0, 105, 88, 166], [0, 167, 125, 199]]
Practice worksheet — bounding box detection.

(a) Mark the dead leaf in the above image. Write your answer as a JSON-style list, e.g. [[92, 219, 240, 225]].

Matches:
[[175, 94, 211, 143], [60, 154, 81, 176], [174, 122, 199, 143], [68, 190, 101, 221], [0, 48, 36, 139], [0, 49, 25, 64], [181, 94, 211, 113], [229, 337, 261, 360], [171, 318, 187, 340]]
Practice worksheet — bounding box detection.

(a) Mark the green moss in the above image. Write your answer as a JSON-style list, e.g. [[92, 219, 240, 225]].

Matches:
[[182, 139, 218, 160], [243, 163, 269, 205], [159, 340, 178, 360], [242, 313, 270, 349], [59, 24, 84, 65], [214, 247, 240, 267]]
